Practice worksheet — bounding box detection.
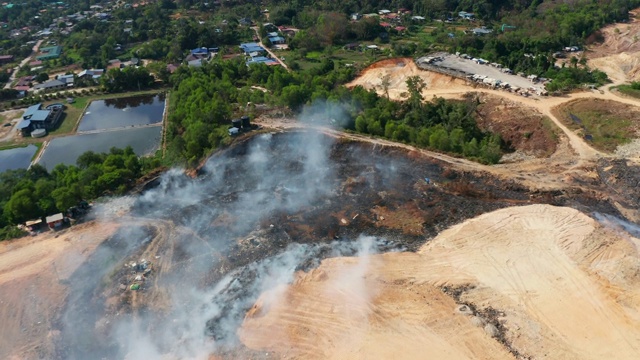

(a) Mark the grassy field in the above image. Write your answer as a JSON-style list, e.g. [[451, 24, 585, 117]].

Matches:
[[615, 84, 640, 99], [0, 143, 30, 151], [555, 98, 637, 152]]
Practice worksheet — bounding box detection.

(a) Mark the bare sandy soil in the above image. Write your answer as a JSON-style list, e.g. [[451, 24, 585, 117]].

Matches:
[[346, 58, 470, 99], [587, 10, 640, 83], [239, 205, 640, 359], [0, 109, 23, 141], [0, 221, 119, 359]]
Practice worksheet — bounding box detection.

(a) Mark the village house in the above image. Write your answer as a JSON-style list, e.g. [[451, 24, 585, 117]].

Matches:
[[240, 42, 266, 56], [78, 68, 104, 80], [107, 59, 123, 70], [268, 35, 286, 45], [33, 79, 67, 92]]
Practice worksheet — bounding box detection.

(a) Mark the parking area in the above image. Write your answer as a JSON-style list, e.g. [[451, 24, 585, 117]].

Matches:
[[417, 53, 547, 96]]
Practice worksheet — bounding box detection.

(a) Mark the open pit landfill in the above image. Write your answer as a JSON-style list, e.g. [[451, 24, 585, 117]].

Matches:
[[1, 128, 640, 360]]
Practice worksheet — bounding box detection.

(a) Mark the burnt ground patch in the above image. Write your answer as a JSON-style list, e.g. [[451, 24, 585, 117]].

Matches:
[[53, 131, 634, 358]]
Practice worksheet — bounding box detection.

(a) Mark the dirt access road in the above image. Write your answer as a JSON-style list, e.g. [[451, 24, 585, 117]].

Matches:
[[251, 26, 289, 71], [345, 58, 635, 165], [240, 204, 640, 359], [3, 40, 43, 90]]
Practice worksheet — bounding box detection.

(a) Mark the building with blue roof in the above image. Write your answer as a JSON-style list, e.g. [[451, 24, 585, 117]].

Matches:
[[268, 36, 285, 45], [191, 47, 209, 55], [240, 42, 265, 55], [17, 103, 64, 136]]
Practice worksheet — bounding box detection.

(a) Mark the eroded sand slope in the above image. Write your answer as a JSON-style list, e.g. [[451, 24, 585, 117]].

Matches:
[[239, 205, 640, 359]]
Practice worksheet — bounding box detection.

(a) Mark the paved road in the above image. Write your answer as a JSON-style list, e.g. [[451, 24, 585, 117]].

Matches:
[[4, 40, 43, 90], [251, 26, 289, 71]]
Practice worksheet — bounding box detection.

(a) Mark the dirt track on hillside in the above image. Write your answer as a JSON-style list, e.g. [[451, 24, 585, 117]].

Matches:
[[239, 205, 640, 359]]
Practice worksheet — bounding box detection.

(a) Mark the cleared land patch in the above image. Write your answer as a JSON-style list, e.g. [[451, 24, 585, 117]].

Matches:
[[586, 10, 640, 83], [472, 93, 559, 157], [554, 98, 640, 152], [345, 58, 469, 100]]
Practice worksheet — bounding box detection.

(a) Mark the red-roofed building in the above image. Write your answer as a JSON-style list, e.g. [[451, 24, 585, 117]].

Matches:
[[394, 26, 407, 32], [380, 22, 391, 28]]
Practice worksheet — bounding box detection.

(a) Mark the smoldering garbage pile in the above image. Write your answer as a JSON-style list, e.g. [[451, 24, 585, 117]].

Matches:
[[56, 130, 410, 360]]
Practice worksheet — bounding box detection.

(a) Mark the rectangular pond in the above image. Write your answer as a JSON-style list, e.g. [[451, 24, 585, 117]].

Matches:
[[0, 144, 38, 172], [77, 93, 166, 132], [37, 126, 162, 170]]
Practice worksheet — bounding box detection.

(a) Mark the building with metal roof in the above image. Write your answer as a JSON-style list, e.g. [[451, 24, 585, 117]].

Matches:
[[17, 103, 63, 136], [268, 36, 285, 45], [36, 45, 62, 60]]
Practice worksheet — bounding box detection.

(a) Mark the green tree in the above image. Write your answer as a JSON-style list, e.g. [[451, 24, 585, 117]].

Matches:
[[406, 76, 426, 110], [51, 187, 78, 212], [35, 72, 49, 83], [4, 189, 39, 224]]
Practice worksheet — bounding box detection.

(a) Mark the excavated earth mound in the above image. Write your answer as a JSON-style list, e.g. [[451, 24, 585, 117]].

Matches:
[[587, 10, 640, 83], [239, 204, 640, 360], [346, 58, 469, 99]]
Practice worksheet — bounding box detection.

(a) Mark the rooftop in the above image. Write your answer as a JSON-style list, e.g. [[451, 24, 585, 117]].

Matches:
[[46, 213, 64, 223]]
